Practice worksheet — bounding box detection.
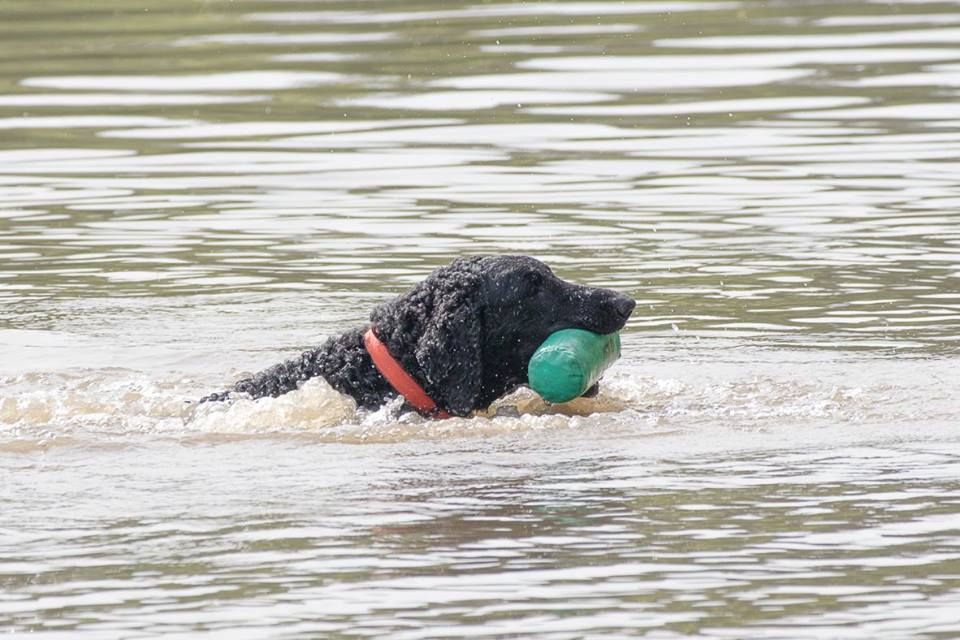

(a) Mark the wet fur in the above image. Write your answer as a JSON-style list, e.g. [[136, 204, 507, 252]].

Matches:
[[201, 255, 635, 417]]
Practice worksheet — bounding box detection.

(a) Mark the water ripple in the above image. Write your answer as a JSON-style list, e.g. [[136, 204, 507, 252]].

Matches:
[[3, 1, 960, 635]]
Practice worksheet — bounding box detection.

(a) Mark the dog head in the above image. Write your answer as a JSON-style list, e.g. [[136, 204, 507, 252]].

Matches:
[[370, 255, 635, 416]]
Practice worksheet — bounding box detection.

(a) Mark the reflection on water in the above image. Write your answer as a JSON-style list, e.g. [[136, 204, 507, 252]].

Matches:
[[1, 0, 958, 349], [3, 435, 960, 637], [1, 0, 960, 637]]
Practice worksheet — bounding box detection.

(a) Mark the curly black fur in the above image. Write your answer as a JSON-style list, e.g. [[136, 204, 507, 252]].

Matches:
[[201, 255, 635, 417]]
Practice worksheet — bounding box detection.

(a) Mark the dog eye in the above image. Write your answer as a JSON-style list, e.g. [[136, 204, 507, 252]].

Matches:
[[526, 271, 545, 289]]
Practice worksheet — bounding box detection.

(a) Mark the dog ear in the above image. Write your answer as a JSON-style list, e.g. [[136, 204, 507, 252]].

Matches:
[[414, 262, 484, 417], [416, 298, 482, 417]]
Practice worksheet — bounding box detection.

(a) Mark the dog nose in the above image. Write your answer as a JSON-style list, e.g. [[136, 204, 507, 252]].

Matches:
[[614, 296, 636, 319]]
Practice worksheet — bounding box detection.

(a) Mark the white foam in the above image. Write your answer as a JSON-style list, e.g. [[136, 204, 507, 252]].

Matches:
[[1, 358, 955, 447], [184, 378, 357, 433]]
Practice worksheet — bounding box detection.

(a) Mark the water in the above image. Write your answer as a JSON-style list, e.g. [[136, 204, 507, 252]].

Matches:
[[1, 0, 959, 636]]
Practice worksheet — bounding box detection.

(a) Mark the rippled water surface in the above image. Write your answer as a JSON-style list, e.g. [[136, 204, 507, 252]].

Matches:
[[2, 0, 959, 637]]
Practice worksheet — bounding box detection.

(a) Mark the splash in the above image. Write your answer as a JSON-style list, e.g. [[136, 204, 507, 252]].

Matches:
[[184, 378, 358, 433], [0, 362, 951, 448]]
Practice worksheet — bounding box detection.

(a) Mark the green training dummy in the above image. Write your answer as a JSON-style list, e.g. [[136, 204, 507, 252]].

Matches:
[[527, 329, 621, 404]]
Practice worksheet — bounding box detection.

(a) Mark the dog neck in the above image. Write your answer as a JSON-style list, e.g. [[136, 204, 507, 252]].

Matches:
[[363, 328, 450, 419]]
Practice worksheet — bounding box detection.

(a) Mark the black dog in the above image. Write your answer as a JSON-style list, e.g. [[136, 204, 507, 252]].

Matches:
[[201, 255, 635, 417]]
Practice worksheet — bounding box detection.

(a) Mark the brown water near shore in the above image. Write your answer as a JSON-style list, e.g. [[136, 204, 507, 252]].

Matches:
[[1, 0, 959, 637]]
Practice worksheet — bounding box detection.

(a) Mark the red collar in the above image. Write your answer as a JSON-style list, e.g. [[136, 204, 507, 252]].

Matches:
[[363, 328, 450, 419]]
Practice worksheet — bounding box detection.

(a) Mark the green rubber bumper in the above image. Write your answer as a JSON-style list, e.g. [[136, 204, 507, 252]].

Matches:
[[527, 329, 621, 404]]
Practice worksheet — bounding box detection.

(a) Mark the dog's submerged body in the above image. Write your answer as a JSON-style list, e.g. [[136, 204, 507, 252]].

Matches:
[[202, 256, 635, 417]]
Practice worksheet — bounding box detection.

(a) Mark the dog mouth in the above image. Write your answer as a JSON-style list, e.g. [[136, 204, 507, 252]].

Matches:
[[567, 293, 636, 335]]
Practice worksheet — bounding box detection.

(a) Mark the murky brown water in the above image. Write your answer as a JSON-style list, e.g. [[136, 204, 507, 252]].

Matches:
[[1, 0, 959, 637]]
